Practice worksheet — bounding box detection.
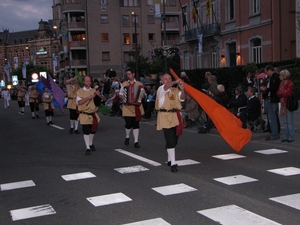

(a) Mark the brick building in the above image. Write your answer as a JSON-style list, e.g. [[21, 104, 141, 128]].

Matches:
[[178, 0, 296, 70]]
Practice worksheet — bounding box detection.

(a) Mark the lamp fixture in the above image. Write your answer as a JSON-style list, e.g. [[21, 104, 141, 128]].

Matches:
[[236, 53, 240, 56], [221, 54, 225, 58]]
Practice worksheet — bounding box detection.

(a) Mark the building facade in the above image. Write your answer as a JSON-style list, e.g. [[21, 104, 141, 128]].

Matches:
[[52, 0, 176, 82], [178, 0, 296, 70], [0, 20, 59, 86]]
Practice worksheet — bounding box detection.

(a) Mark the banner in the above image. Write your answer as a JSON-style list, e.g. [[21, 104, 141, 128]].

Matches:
[[4, 61, 11, 83], [22, 60, 29, 79], [198, 34, 203, 54], [14, 57, 18, 69], [192, 3, 198, 24], [206, 0, 211, 17], [154, 0, 161, 18]]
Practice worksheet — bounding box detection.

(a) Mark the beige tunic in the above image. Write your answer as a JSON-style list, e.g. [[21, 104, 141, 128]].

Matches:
[[121, 81, 145, 117], [42, 92, 54, 110], [29, 90, 39, 103], [155, 87, 182, 130], [67, 84, 79, 110], [17, 89, 26, 101], [77, 88, 100, 125]]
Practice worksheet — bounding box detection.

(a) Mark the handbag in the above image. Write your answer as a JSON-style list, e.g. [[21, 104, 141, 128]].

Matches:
[[286, 90, 298, 111]]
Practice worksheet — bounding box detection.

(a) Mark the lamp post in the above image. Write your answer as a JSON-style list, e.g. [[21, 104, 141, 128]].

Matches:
[[132, 12, 138, 78]]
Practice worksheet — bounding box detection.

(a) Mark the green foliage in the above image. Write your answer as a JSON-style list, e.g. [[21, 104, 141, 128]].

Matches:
[[12, 62, 49, 84], [242, 62, 257, 75]]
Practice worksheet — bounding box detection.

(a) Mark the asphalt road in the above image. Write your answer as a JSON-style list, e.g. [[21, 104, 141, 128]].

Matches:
[[0, 100, 299, 225]]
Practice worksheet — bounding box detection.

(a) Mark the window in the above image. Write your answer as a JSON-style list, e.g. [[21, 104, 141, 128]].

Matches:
[[196, 52, 202, 68], [132, 15, 139, 26], [250, 0, 260, 15], [132, 33, 139, 44], [169, 0, 176, 6], [101, 15, 108, 23], [147, 0, 153, 5], [227, 0, 235, 21], [211, 52, 218, 68], [124, 52, 130, 62], [121, 0, 140, 7], [123, 33, 130, 44], [122, 15, 129, 26], [183, 50, 189, 70], [148, 33, 155, 41], [101, 33, 109, 41], [101, 0, 107, 11], [102, 51, 110, 61], [252, 38, 262, 63], [148, 15, 154, 24]]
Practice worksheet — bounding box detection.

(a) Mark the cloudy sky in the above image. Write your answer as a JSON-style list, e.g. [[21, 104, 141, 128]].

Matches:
[[0, 0, 52, 32]]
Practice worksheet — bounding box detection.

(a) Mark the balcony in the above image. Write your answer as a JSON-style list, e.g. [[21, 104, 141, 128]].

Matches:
[[69, 41, 86, 48], [68, 22, 85, 30], [184, 23, 221, 41], [161, 22, 179, 31]]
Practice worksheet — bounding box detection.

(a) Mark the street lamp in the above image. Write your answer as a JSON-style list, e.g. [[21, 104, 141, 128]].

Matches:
[[132, 12, 138, 78]]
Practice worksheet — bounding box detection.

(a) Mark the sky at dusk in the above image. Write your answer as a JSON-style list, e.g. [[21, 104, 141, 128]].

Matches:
[[0, 0, 52, 32]]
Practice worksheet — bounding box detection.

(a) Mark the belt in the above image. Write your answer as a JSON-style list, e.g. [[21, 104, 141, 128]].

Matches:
[[158, 108, 177, 112], [80, 111, 95, 116], [68, 97, 73, 99]]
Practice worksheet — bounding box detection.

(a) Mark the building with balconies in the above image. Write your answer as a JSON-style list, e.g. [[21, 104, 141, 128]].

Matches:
[[178, 0, 296, 70], [52, 0, 166, 81]]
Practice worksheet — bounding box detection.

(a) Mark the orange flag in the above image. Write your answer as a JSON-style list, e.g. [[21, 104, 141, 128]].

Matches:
[[170, 68, 251, 152]]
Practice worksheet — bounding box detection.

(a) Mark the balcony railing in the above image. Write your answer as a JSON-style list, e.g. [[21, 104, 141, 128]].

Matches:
[[161, 22, 179, 30], [65, 59, 87, 67], [68, 22, 85, 29], [184, 23, 221, 41], [69, 41, 86, 48]]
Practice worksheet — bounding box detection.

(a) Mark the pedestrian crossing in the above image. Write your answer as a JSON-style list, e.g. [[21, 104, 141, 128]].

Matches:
[[1, 148, 300, 224]]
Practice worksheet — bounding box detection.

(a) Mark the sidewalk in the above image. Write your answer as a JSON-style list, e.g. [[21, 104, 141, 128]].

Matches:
[[141, 108, 300, 148]]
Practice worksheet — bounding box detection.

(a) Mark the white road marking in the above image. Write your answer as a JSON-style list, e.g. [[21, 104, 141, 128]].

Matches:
[[0, 180, 35, 191], [212, 153, 246, 160], [198, 204, 281, 225], [87, 192, 132, 207], [270, 193, 300, 210], [114, 165, 149, 174], [176, 159, 200, 166], [10, 204, 56, 221], [50, 124, 64, 130], [152, 183, 197, 196], [214, 174, 258, 185], [255, 149, 287, 155], [123, 218, 170, 225], [115, 149, 161, 166], [61, 172, 96, 181], [268, 167, 300, 176]]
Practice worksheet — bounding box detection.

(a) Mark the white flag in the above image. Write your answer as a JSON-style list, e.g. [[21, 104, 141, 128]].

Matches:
[[198, 34, 203, 54], [14, 57, 18, 69], [22, 60, 28, 79], [4, 61, 11, 82]]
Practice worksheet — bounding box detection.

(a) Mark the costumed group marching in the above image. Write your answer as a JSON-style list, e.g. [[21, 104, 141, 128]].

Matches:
[[1, 65, 297, 173]]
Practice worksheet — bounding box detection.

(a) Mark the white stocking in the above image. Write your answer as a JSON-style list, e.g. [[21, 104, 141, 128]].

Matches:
[[167, 148, 176, 166]]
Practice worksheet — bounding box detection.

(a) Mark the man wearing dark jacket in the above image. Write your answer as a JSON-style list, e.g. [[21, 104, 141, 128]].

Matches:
[[228, 85, 248, 115], [238, 87, 261, 129], [260, 65, 281, 140]]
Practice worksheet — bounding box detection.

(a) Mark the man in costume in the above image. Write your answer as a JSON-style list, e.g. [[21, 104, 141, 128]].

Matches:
[[17, 85, 27, 115], [119, 68, 145, 148], [155, 73, 186, 172], [76, 76, 106, 155], [42, 87, 54, 125], [28, 85, 40, 119], [65, 77, 80, 134]]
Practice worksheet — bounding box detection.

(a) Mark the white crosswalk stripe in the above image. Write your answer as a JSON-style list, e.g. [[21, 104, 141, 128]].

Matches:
[[212, 153, 246, 160], [87, 192, 132, 207], [61, 172, 96, 181], [123, 217, 170, 225], [270, 193, 300, 210], [10, 204, 56, 221], [255, 149, 288, 155], [114, 165, 149, 174], [214, 174, 258, 185], [267, 167, 300, 176], [0, 180, 35, 191], [152, 183, 197, 196], [198, 204, 281, 225]]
